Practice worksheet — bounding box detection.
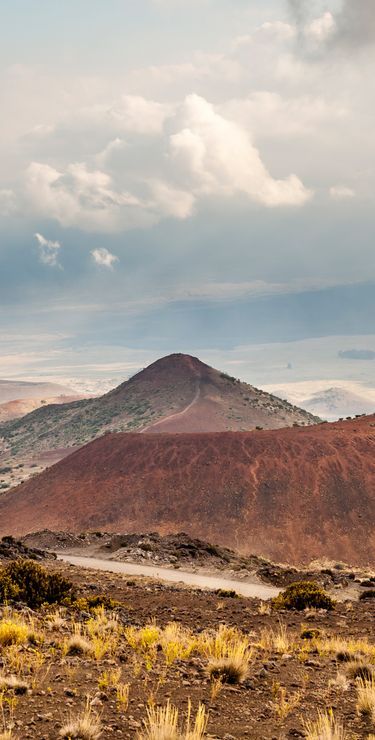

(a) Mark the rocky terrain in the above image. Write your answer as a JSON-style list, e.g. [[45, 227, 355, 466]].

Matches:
[[0, 534, 55, 561], [1, 557, 375, 739], [22, 529, 372, 591], [2, 414, 375, 565], [0, 354, 319, 464]]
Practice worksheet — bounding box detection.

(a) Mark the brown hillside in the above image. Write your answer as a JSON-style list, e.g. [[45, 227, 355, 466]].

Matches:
[[1, 416, 375, 565]]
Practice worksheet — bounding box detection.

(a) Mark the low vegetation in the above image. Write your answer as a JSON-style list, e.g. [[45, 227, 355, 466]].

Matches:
[[272, 580, 336, 611], [0, 559, 374, 737], [0, 559, 74, 607]]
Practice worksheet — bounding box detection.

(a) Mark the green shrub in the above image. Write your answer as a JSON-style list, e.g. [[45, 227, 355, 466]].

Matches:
[[0, 560, 74, 608], [272, 581, 335, 611]]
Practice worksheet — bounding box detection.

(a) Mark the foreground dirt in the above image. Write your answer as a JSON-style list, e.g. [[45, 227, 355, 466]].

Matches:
[[2, 560, 375, 739], [2, 415, 375, 565]]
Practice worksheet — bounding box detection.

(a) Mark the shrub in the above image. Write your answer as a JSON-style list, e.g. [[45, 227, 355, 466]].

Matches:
[[272, 581, 335, 611], [301, 627, 321, 640], [0, 560, 74, 608], [359, 590, 375, 600], [214, 589, 238, 598]]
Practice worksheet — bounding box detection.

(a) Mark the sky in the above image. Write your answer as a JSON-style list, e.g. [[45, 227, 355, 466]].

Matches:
[[1, 0, 375, 401]]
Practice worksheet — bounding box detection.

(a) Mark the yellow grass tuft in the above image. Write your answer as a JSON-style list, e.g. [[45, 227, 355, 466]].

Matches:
[[64, 634, 93, 657], [356, 676, 375, 720], [138, 700, 207, 740], [0, 620, 29, 648], [257, 624, 293, 654], [0, 674, 29, 695], [201, 624, 252, 685], [59, 705, 102, 739], [304, 710, 348, 740]]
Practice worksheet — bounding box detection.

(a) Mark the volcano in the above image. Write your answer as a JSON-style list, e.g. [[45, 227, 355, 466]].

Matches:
[[1, 415, 375, 565]]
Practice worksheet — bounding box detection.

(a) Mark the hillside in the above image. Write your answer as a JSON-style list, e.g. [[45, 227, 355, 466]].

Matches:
[[0, 395, 84, 422], [0, 354, 318, 459], [2, 415, 375, 565]]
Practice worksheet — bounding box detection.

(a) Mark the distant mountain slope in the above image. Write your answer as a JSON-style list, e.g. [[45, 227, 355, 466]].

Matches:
[[2, 415, 375, 565], [263, 380, 375, 422], [0, 354, 319, 458], [0, 395, 85, 422], [300, 387, 375, 421], [0, 379, 75, 403]]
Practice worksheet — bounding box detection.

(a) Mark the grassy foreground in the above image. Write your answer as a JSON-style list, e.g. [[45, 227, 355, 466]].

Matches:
[[0, 561, 375, 738]]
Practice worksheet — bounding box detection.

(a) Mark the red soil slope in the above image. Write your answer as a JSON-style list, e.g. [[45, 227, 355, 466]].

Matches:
[[1, 416, 375, 565]]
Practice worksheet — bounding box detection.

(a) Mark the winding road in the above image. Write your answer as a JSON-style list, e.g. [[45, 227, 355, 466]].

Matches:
[[59, 554, 280, 600]]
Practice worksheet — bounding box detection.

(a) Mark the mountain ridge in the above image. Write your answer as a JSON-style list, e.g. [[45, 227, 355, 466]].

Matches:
[[0, 353, 319, 459]]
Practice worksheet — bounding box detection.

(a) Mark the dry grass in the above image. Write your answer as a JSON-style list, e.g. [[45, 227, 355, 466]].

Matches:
[[200, 624, 252, 685], [64, 634, 93, 657], [0, 674, 29, 695], [257, 624, 293, 654], [346, 660, 374, 681], [59, 705, 102, 739], [0, 620, 29, 648], [304, 710, 348, 739], [317, 636, 375, 660], [159, 623, 196, 666], [271, 683, 301, 718], [356, 676, 375, 720], [138, 701, 207, 740]]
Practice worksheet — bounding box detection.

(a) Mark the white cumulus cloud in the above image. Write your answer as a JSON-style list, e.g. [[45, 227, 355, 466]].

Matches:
[[169, 95, 312, 207], [22, 93, 312, 232], [91, 247, 119, 268]]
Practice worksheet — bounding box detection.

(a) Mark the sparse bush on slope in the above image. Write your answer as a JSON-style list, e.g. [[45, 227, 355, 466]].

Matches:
[[0, 559, 74, 607], [272, 581, 335, 611]]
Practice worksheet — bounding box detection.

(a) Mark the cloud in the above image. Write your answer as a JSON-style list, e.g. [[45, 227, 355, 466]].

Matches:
[[22, 94, 311, 232], [288, 0, 375, 51], [223, 92, 347, 139], [304, 12, 336, 44], [109, 95, 171, 135], [169, 95, 312, 207], [91, 247, 119, 269], [329, 185, 356, 200], [26, 162, 152, 233], [34, 232, 62, 268]]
